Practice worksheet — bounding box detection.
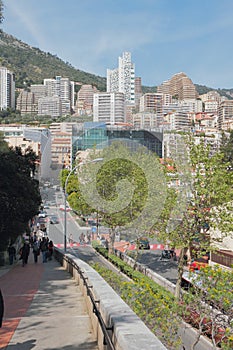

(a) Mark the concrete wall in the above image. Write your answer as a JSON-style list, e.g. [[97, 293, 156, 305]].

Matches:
[[54, 249, 167, 350], [55, 249, 218, 350]]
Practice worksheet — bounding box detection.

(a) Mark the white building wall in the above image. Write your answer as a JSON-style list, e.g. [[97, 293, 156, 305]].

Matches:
[[38, 96, 62, 117], [107, 52, 135, 105], [0, 66, 15, 110], [93, 92, 125, 123]]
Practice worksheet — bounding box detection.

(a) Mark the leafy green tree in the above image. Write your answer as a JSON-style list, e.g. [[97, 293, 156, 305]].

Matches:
[[76, 141, 167, 254], [60, 168, 93, 216], [157, 137, 233, 299], [220, 130, 233, 167], [0, 146, 41, 251], [0, 131, 8, 151], [61, 141, 167, 254]]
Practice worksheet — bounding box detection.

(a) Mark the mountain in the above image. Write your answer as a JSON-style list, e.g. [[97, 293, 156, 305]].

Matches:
[[0, 31, 106, 91], [0, 30, 233, 99]]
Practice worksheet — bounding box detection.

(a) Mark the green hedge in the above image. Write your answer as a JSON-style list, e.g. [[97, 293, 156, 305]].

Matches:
[[91, 261, 182, 350]]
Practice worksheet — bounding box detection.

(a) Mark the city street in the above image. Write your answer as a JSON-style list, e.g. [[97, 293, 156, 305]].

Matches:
[[38, 179, 179, 284]]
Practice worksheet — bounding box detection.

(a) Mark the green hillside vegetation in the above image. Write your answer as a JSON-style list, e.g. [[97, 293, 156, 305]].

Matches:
[[0, 30, 233, 98], [0, 31, 106, 91]]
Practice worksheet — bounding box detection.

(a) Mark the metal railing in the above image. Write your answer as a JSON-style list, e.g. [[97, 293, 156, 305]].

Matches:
[[56, 251, 115, 350]]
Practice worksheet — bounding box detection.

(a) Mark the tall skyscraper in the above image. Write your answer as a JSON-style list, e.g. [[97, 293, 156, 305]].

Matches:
[[107, 52, 135, 105], [0, 66, 15, 110]]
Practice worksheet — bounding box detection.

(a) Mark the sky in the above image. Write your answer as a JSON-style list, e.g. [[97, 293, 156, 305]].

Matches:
[[2, 0, 233, 89]]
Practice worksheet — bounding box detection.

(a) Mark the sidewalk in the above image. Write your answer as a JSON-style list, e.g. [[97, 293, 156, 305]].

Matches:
[[0, 252, 99, 350]]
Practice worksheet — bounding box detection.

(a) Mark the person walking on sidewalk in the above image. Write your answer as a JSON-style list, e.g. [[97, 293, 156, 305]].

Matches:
[[20, 241, 30, 267], [0, 289, 4, 327], [47, 240, 54, 260], [7, 243, 16, 265], [40, 237, 48, 263], [32, 240, 40, 263]]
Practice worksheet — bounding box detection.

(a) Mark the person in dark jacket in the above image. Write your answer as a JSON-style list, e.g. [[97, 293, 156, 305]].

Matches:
[[0, 289, 4, 327], [7, 243, 16, 265], [20, 242, 30, 267]]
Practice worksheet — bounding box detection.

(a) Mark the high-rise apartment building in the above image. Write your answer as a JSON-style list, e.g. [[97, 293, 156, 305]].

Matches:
[[218, 100, 233, 129], [44, 76, 75, 114], [25, 76, 75, 117], [0, 66, 15, 110], [157, 72, 198, 101], [76, 84, 99, 115], [16, 91, 37, 114], [38, 96, 62, 117], [107, 52, 135, 105], [139, 93, 163, 114], [93, 92, 125, 124], [134, 77, 143, 109], [49, 122, 76, 167], [30, 84, 47, 104]]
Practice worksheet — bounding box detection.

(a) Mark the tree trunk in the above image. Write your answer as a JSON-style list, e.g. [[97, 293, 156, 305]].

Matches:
[[133, 239, 140, 269], [175, 247, 186, 299], [108, 227, 116, 255]]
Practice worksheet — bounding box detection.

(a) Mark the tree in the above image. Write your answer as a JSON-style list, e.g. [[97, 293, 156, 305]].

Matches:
[[61, 141, 167, 254], [76, 141, 167, 254], [220, 130, 233, 167], [156, 136, 233, 299], [0, 131, 8, 152], [0, 146, 41, 251], [60, 168, 93, 216]]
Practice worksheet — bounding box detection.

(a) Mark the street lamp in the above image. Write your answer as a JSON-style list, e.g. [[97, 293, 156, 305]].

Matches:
[[63, 158, 103, 252]]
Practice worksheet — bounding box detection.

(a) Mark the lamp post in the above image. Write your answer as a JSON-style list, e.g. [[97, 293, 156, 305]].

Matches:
[[63, 158, 103, 252]]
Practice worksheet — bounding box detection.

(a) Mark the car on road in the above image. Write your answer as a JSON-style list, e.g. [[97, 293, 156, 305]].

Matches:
[[38, 210, 47, 218], [50, 215, 59, 224], [138, 237, 150, 250], [59, 204, 71, 212]]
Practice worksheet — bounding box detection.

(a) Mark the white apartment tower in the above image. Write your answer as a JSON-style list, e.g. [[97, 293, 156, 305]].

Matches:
[[0, 67, 15, 110], [44, 76, 75, 114], [107, 52, 135, 105], [93, 92, 125, 124]]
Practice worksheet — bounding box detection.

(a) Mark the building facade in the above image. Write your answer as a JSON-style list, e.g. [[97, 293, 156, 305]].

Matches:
[[0, 124, 51, 179], [107, 52, 135, 105], [72, 122, 164, 162], [93, 92, 126, 124], [157, 72, 198, 101], [16, 91, 37, 115], [0, 66, 15, 110], [218, 100, 233, 129], [38, 96, 62, 117], [76, 84, 99, 116]]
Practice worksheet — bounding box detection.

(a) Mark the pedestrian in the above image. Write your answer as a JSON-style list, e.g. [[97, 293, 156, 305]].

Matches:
[[79, 232, 84, 244], [48, 240, 54, 260], [0, 289, 4, 328], [7, 243, 16, 265], [68, 233, 73, 244], [19, 241, 30, 267], [40, 237, 48, 263], [32, 240, 40, 263]]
